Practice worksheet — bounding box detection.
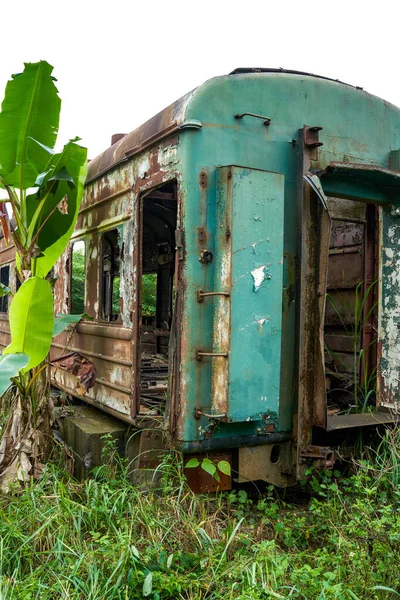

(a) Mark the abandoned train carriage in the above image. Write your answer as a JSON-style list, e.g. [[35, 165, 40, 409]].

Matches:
[[2, 67, 400, 488]]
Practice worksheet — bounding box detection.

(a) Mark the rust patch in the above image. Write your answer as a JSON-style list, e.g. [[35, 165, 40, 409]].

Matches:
[[51, 352, 97, 393], [211, 168, 233, 418]]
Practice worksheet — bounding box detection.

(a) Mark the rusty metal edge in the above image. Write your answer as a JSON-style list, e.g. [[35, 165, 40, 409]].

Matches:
[[52, 381, 162, 427], [51, 342, 133, 367], [79, 186, 132, 215], [85, 125, 179, 185], [176, 431, 291, 453]]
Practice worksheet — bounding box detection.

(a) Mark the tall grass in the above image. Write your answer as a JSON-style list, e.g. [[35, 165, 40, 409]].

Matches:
[[0, 432, 399, 599]]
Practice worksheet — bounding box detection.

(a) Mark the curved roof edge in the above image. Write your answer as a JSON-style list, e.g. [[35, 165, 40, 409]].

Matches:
[[86, 68, 366, 184], [229, 67, 358, 88], [86, 89, 195, 183]]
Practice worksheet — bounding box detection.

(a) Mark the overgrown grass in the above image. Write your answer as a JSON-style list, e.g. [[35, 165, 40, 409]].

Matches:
[[0, 434, 400, 599]]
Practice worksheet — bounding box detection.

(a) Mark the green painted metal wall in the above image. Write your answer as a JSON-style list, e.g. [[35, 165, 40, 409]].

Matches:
[[173, 73, 400, 450]]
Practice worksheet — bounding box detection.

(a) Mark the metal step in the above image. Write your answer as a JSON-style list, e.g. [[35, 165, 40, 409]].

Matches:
[[326, 411, 399, 431]]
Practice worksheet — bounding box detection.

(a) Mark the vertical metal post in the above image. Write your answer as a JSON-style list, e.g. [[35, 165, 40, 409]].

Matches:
[[296, 127, 327, 479]]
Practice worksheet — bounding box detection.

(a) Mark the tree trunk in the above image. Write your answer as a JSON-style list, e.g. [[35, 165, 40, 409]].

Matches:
[[0, 364, 55, 490]]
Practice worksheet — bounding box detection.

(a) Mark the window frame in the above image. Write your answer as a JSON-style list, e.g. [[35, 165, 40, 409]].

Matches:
[[99, 227, 122, 323], [69, 238, 86, 315], [0, 264, 10, 314]]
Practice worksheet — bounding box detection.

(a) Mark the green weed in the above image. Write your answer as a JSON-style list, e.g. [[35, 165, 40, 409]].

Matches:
[[0, 438, 398, 598], [326, 280, 378, 411]]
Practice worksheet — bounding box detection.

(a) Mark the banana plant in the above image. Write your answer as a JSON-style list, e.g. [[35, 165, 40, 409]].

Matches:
[[0, 61, 88, 396], [0, 62, 89, 488]]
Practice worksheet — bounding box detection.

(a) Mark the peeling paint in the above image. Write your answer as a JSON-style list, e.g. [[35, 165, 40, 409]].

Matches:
[[120, 218, 135, 328], [379, 211, 400, 409], [158, 144, 179, 168], [138, 156, 150, 179], [251, 265, 270, 291], [256, 316, 271, 331]]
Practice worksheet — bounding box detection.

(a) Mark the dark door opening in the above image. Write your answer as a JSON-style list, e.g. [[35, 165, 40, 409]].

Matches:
[[138, 181, 177, 414], [324, 199, 377, 413]]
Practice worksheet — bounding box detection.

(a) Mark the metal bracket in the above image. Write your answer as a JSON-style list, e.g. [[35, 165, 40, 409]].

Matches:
[[194, 406, 227, 420], [196, 350, 228, 361], [197, 289, 230, 303], [304, 126, 323, 148], [300, 445, 334, 469], [234, 112, 271, 126], [179, 119, 202, 130]]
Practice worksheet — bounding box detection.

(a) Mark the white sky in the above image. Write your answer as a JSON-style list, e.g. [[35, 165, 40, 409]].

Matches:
[[2, 0, 399, 160]]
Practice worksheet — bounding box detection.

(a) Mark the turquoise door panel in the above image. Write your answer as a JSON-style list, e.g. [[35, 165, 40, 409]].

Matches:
[[211, 167, 284, 423]]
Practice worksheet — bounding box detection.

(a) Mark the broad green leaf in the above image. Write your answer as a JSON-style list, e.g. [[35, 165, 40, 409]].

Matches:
[[4, 277, 53, 370], [142, 572, 153, 597], [26, 141, 87, 248], [217, 460, 231, 476], [34, 145, 87, 277], [29, 137, 55, 156], [0, 353, 29, 396], [130, 545, 140, 560], [0, 61, 61, 190], [48, 166, 75, 184], [185, 458, 200, 469], [53, 313, 85, 338], [201, 458, 217, 478]]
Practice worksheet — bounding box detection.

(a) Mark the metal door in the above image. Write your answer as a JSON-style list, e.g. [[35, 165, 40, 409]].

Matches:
[[210, 166, 284, 422]]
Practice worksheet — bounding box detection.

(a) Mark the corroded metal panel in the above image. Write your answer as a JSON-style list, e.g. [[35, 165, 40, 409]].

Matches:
[[213, 167, 284, 423], [327, 251, 363, 289], [238, 443, 295, 487], [379, 209, 400, 409], [210, 168, 232, 418], [51, 136, 181, 421], [86, 94, 191, 183]]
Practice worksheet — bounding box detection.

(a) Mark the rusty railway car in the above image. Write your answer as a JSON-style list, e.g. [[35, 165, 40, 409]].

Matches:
[[1, 67, 400, 489]]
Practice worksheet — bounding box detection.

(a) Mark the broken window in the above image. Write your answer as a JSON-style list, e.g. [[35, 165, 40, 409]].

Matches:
[[139, 181, 177, 414], [0, 265, 9, 312], [100, 229, 121, 321], [324, 199, 377, 412], [71, 240, 85, 314], [142, 273, 157, 316]]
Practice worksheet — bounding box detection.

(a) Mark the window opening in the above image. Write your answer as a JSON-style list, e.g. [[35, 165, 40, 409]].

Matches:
[[139, 181, 177, 415], [101, 229, 121, 321], [324, 199, 377, 413], [142, 273, 157, 317], [0, 265, 10, 313], [71, 240, 85, 314]]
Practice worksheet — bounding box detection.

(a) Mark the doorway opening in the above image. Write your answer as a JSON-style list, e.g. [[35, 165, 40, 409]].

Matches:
[[138, 181, 177, 414], [324, 199, 377, 413]]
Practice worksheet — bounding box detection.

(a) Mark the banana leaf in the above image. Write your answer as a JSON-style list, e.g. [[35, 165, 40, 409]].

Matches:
[[0, 353, 29, 397], [0, 62, 60, 191], [26, 140, 87, 255], [4, 277, 54, 371]]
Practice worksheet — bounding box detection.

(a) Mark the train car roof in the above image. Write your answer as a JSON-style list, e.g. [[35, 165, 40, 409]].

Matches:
[[85, 68, 384, 184]]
